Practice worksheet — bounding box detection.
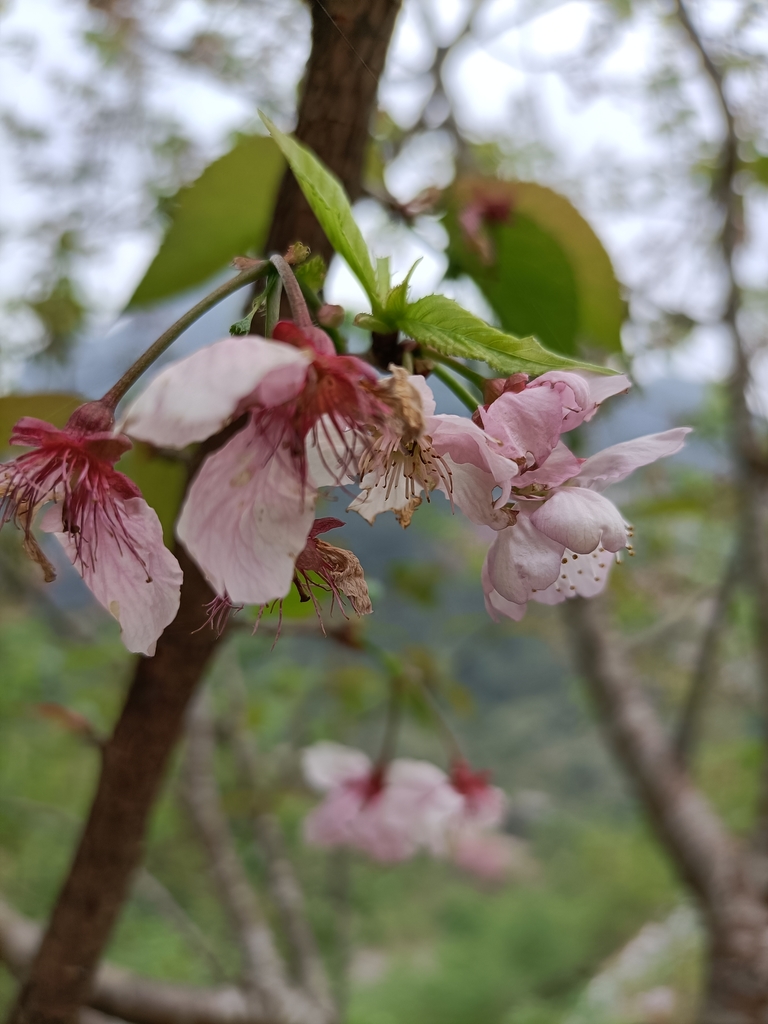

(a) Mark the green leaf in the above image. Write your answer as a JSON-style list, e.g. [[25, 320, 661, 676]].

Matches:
[[116, 444, 186, 546], [398, 295, 613, 376], [0, 394, 83, 451], [445, 178, 625, 357], [129, 134, 285, 308], [259, 112, 380, 309], [384, 259, 422, 321]]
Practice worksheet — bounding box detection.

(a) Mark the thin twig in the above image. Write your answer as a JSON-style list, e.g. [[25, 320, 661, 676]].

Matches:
[[102, 262, 270, 408], [181, 692, 325, 1023], [674, 0, 768, 852], [219, 670, 335, 1015], [675, 546, 741, 764]]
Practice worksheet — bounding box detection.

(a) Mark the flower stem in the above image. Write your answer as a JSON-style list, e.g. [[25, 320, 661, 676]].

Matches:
[[431, 364, 480, 412], [421, 348, 487, 389], [270, 255, 313, 330], [264, 274, 283, 338], [101, 262, 271, 409]]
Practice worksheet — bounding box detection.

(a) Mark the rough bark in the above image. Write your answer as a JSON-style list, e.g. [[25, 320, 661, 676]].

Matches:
[[7, 3, 401, 1021]]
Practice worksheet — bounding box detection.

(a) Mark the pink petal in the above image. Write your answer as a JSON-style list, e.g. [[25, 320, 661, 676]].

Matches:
[[429, 413, 517, 503], [480, 387, 564, 467], [532, 545, 614, 605], [303, 787, 367, 849], [428, 414, 518, 529], [484, 588, 527, 622], [302, 742, 371, 792], [576, 428, 692, 491], [450, 829, 519, 881], [520, 441, 583, 489], [486, 513, 564, 605], [531, 371, 631, 430], [530, 488, 628, 554], [41, 497, 183, 656], [122, 336, 311, 448], [177, 420, 315, 605], [442, 459, 517, 530]]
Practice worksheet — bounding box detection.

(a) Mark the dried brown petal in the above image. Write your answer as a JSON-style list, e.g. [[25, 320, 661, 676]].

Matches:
[[315, 539, 372, 616], [375, 366, 424, 443], [394, 494, 422, 529]]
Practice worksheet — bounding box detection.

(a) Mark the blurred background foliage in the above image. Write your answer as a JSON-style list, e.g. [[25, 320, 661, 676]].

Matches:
[[1, 0, 767, 1022]]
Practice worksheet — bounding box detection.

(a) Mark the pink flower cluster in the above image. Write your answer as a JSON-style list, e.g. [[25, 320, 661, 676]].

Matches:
[[301, 742, 517, 880], [0, 315, 691, 653]]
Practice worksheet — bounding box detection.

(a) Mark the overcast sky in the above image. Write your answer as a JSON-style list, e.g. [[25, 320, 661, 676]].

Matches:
[[1, 0, 766, 395]]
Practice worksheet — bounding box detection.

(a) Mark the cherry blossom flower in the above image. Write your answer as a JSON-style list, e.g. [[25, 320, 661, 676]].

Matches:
[[477, 369, 632, 470], [349, 368, 518, 530], [0, 401, 182, 655], [301, 743, 512, 869], [483, 428, 692, 620], [301, 742, 465, 863], [123, 327, 385, 606]]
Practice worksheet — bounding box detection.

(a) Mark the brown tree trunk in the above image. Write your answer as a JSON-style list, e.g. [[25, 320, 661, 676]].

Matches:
[[702, 932, 768, 1024], [7, 3, 401, 1022], [266, 0, 402, 260]]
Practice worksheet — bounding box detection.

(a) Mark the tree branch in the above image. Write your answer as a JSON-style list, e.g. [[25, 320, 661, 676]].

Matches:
[[675, 545, 740, 764], [0, 895, 261, 1024], [673, 0, 768, 855], [8, 5, 403, 1022], [563, 598, 748, 915]]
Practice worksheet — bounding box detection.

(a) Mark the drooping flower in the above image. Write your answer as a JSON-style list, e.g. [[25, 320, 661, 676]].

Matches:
[[292, 517, 372, 619], [349, 369, 518, 531], [301, 743, 513, 872], [301, 742, 463, 863], [483, 428, 692, 620], [0, 402, 182, 655], [123, 327, 386, 606]]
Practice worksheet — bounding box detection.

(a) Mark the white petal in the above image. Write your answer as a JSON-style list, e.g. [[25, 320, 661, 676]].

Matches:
[[302, 742, 371, 791], [347, 468, 422, 525], [533, 546, 614, 605]]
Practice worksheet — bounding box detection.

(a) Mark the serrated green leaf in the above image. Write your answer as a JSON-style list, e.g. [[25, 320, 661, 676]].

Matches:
[[0, 394, 83, 452], [398, 294, 613, 376], [445, 178, 625, 357], [129, 134, 285, 308], [385, 259, 422, 320], [294, 255, 327, 292], [259, 113, 380, 309]]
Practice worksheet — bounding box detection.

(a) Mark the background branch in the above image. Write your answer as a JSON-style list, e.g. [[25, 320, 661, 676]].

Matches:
[[219, 675, 333, 1014]]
